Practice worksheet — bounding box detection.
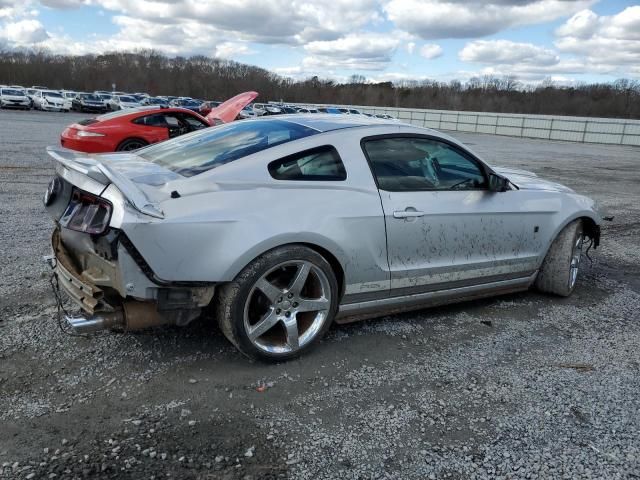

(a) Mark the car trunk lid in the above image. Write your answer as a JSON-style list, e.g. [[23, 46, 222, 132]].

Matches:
[[205, 91, 258, 124], [47, 146, 179, 218]]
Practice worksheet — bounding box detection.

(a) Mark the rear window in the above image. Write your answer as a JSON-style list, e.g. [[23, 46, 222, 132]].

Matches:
[[119, 96, 136, 102], [96, 107, 159, 121], [44, 91, 63, 98], [77, 119, 99, 126], [138, 119, 318, 177], [268, 146, 346, 181]]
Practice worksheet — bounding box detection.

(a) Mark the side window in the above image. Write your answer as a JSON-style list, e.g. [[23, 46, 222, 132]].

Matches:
[[133, 114, 167, 127], [180, 113, 209, 131], [268, 146, 346, 181], [362, 137, 486, 191]]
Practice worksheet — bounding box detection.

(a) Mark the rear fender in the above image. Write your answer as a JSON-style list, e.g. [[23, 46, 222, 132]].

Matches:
[[221, 233, 349, 282]]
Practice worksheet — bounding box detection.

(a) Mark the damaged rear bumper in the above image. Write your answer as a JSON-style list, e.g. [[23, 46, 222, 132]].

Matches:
[[49, 228, 215, 333]]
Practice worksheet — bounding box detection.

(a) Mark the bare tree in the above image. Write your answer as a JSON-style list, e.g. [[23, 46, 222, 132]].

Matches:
[[0, 48, 638, 118]]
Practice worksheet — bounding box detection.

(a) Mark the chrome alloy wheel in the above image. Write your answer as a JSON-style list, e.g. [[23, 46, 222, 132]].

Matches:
[[569, 235, 583, 289], [243, 260, 331, 355]]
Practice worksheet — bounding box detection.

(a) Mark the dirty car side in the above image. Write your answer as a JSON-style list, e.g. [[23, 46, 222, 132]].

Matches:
[[44, 115, 602, 360]]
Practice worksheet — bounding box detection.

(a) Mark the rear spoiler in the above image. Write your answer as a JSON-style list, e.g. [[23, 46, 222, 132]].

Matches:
[[46, 146, 164, 219]]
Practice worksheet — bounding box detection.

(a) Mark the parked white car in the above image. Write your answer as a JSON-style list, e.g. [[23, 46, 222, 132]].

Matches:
[[33, 90, 68, 111], [60, 91, 77, 111], [0, 87, 31, 110], [108, 95, 141, 110]]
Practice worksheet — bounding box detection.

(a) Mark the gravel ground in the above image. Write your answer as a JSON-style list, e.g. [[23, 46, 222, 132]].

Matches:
[[1, 109, 639, 479]]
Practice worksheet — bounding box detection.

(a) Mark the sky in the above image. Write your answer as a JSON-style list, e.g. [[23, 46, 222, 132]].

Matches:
[[0, 0, 639, 85]]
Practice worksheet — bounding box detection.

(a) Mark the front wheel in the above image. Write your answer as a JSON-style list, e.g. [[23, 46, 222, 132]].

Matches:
[[216, 246, 339, 361], [535, 220, 584, 297]]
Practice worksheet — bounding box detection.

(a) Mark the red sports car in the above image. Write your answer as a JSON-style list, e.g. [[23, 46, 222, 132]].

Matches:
[[60, 91, 259, 153], [60, 107, 211, 153]]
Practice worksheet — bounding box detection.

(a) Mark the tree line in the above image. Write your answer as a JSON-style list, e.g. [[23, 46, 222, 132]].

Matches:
[[1, 49, 639, 119]]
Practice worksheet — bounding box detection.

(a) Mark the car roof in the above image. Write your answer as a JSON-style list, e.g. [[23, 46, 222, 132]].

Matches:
[[251, 113, 409, 133], [93, 106, 206, 123]]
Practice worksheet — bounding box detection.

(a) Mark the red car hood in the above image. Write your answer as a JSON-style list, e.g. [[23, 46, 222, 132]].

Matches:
[[206, 91, 258, 124]]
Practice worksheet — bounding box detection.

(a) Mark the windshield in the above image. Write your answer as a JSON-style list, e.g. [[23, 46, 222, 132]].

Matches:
[[44, 91, 63, 98], [1, 89, 24, 96], [138, 119, 318, 177], [80, 94, 101, 100], [119, 96, 136, 102], [98, 94, 112, 99], [147, 98, 165, 104]]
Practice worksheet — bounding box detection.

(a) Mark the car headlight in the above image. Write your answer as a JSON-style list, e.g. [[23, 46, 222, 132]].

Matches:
[[77, 130, 106, 137]]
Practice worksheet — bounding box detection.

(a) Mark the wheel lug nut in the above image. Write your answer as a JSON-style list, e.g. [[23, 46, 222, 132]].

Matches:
[[285, 311, 291, 317], [288, 293, 293, 299], [276, 308, 281, 314], [278, 297, 283, 303], [293, 302, 298, 308]]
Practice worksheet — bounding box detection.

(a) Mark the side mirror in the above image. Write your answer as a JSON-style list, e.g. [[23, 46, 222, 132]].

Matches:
[[488, 173, 509, 192]]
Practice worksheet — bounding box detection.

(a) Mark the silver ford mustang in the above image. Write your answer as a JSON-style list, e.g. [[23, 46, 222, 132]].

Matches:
[[44, 114, 601, 360]]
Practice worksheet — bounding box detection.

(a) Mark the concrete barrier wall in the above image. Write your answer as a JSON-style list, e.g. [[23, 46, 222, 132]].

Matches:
[[296, 103, 640, 146]]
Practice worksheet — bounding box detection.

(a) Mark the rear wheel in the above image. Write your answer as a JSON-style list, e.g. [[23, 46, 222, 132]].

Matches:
[[216, 246, 339, 361], [535, 220, 584, 297], [116, 138, 148, 152]]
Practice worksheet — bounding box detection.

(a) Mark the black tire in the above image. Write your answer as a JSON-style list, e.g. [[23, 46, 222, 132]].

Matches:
[[116, 138, 148, 151], [216, 245, 339, 361], [535, 220, 584, 297]]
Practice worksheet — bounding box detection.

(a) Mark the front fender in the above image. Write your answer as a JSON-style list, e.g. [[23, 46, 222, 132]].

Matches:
[[541, 194, 602, 262]]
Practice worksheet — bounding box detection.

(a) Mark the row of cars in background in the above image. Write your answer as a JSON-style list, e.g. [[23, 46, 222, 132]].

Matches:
[[0, 84, 396, 120], [0, 83, 399, 154], [0, 85, 221, 114]]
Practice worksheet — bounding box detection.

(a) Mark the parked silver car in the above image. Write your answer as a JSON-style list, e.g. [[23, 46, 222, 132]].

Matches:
[[45, 115, 601, 360]]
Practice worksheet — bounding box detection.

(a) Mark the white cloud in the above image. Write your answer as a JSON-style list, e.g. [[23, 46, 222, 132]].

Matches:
[[214, 41, 254, 59], [0, 0, 38, 19], [303, 32, 400, 70], [456, 38, 625, 81], [406, 41, 415, 54], [555, 8, 598, 38], [419, 43, 442, 59], [273, 65, 303, 76], [459, 39, 558, 65], [40, 0, 86, 8], [87, 0, 381, 45], [384, 0, 595, 39], [554, 7, 640, 69], [1, 18, 48, 43]]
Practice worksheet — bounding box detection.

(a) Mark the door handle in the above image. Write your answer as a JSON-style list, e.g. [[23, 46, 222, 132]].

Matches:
[[393, 209, 425, 219]]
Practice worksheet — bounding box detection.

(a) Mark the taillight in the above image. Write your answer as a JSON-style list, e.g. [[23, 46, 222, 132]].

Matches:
[[59, 188, 112, 235], [77, 130, 105, 137]]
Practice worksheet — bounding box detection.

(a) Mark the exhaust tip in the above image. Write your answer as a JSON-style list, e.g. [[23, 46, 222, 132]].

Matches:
[[65, 312, 123, 334]]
